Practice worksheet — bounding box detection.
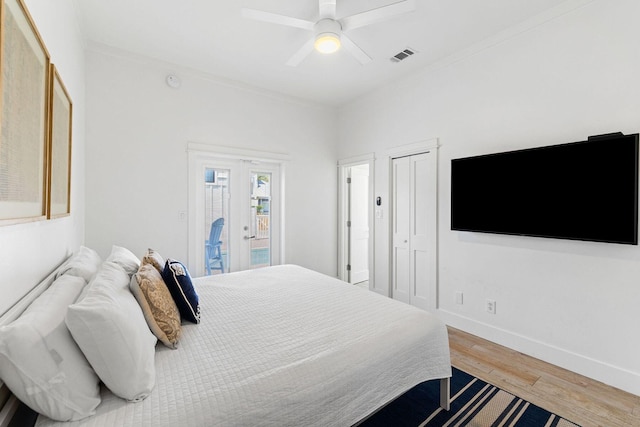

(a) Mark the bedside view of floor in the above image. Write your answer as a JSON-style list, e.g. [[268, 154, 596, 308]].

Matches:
[[352, 284, 639, 425], [449, 327, 640, 427]]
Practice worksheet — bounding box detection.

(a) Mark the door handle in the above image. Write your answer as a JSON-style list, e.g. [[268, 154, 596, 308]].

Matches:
[[244, 235, 256, 240]]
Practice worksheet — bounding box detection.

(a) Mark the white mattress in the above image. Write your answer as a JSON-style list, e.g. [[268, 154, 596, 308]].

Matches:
[[36, 265, 451, 427]]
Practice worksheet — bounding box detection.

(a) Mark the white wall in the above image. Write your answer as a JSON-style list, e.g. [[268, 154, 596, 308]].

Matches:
[[338, 0, 640, 395], [84, 48, 338, 276], [0, 0, 86, 315]]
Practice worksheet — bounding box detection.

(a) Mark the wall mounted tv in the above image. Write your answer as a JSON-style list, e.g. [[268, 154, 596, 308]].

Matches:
[[451, 132, 639, 245]]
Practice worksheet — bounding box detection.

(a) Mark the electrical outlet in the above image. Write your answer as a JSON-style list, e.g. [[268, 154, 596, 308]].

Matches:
[[486, 299, 496, 314], [455, 292, 463, 305]]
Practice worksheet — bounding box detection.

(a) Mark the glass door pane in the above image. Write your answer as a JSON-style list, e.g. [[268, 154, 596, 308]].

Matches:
[[204, 167, 229, 274], [249, 171, 271, 269], [192, 156, 280, 276]]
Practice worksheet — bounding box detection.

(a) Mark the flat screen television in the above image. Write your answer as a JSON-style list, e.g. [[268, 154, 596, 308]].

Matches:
[[451, 132, 639, 245]]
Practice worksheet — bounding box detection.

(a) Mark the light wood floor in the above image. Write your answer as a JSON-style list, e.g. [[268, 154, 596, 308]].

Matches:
[[448, 327, 640, 427]]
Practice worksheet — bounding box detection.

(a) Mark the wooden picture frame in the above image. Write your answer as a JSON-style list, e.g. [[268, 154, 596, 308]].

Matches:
[[0, 0, 50, 226], [47, 64, 72, 218]]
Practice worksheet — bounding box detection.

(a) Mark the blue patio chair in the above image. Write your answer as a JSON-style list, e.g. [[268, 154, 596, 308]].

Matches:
[[205, 217, 224, 275]]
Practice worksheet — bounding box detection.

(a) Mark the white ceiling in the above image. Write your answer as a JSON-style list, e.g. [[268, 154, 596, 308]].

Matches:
[[74, 0, 569, 106]]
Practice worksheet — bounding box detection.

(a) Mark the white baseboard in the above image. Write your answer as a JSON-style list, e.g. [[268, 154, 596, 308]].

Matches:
[[438, 309, 640, 397]]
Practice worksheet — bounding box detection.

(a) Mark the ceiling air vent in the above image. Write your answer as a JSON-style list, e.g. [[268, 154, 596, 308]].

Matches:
[[390, 48, 417, 63]]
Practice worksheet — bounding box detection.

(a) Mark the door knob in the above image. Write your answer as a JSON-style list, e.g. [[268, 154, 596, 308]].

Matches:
[[244, 235, 256, 240]]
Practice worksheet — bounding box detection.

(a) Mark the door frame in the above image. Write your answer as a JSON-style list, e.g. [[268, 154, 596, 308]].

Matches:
[[337, 153, 375, 287], [187, 142, 290, 276], [386, 139, 439, 311]]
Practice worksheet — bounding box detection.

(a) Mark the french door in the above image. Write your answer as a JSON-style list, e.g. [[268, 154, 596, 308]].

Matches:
[[189, 155, 282, 277]]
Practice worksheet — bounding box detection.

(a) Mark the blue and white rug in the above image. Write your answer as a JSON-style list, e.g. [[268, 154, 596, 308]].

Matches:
[[360, 367, 580, 426]]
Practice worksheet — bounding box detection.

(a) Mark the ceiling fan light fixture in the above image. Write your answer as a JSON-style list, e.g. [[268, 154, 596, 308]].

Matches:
[[243, 1, 416, 65], [313, 19, 342, 54], [314, 32, 341, 54]]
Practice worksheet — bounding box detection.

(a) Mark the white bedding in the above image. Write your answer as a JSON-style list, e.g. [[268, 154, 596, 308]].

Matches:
[[36, 265, 451, 427]]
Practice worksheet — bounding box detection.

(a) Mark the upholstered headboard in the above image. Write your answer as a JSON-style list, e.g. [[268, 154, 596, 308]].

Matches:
[[0, 258, 69, 427]]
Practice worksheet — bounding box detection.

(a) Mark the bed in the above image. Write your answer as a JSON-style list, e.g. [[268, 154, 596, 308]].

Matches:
[[0, 248, 451, 427]]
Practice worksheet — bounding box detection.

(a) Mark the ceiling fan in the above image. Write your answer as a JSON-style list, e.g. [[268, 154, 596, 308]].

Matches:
[[242, 0, 415, 66]]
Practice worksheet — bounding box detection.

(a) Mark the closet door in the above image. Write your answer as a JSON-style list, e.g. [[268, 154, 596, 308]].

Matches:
[[410, 153, 432, 310], [392, 156, 411, 304], [391, 152, 435, 310]]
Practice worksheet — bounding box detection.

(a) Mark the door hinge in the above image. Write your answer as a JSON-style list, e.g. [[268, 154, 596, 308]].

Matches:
[[347, 177, 351, 184], [347, 264, 351, 271], [346, 221, 351, 227]]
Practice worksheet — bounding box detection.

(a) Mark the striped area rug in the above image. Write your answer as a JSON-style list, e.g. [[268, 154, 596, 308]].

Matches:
[[361, 367, 580, 427]]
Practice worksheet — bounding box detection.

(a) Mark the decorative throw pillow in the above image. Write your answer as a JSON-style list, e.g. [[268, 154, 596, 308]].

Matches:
[[161, 259, 201, 324], [130, 264, 181, 349], [0, 275, 101, 421], [66, 261, 157, 402], [141, 248, 165, 274], [55, 246, 102, 282], [105, 245, 140, 276]]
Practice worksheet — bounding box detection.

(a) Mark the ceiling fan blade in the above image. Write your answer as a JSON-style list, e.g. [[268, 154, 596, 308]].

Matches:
[[341, 0, 415, 32], [318, 0, 337, 19], [242, 8, 315, 31], [341, 34, 372, 65], [286, 38, 316, 66]]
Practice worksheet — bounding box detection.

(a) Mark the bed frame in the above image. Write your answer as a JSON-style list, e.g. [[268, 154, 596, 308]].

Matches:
[[0, 258, 450, 426], [440, 378, 451, 411]]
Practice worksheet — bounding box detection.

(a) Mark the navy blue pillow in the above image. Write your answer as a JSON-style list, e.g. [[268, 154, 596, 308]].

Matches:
[[161, 259, 200, 324]]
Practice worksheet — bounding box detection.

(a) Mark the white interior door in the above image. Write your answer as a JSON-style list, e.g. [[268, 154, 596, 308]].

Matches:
[[392, 156, 411, 304], [409, 153, 432, 310], [337, 155, 374, 288], [391, 152, 436, 310], [348, 164, 369, 284], [190, 156, 281, 277]]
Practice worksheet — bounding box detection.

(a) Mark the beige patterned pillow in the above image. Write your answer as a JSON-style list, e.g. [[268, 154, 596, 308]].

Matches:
[[141, 248, 165, 274], [130, 264, 181, 349]]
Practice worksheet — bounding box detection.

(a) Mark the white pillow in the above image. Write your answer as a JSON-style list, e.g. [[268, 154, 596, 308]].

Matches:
[[0, 275, 101, 421], [55, 246, 102, 282], [66, 261, 157, 402], [105, 245, 140, 276]]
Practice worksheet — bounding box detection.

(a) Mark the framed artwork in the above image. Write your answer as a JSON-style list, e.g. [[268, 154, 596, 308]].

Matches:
[[47, 64, 72, 218], [0, 0, 50, 225]]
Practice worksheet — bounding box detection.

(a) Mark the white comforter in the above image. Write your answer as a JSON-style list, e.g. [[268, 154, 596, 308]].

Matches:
[[37, 265, 451, 427]]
